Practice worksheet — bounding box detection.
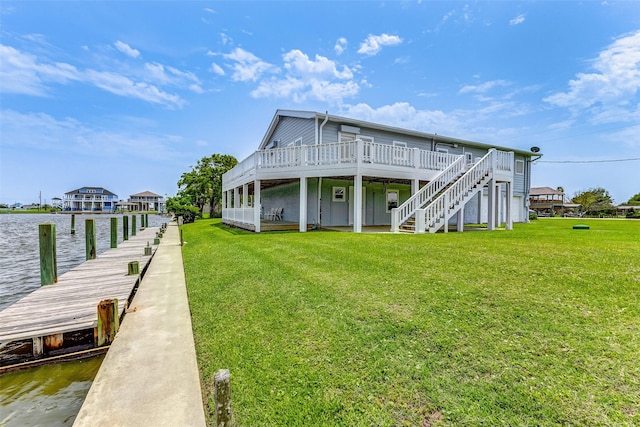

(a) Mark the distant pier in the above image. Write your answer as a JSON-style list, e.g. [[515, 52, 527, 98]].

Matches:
[[0, 226, 162, 371]]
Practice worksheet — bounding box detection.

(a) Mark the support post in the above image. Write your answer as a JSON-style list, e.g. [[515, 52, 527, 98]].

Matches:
[[145, 214, 149, 228], [33, 337, 44, 357], [254, 180, 261, 233], [85, 218, 97, 260], [128, 261, 140, 275], [353, 174, 363, 233], [123, 215, 129, 241], [457, 208, 464, 232], [299, 177, 307, 232], [132, 214, 137, 236], [39, 223, 57, 285], [96, 299, 119, 346], [213, 369, 232, 427], [415, 208, 426, 234], [71, 214, 76, 235], [505, 181, 513, 230], [180, 229, 184, 246], [110, 217, 118, 248], [487, 179, 495, 230]]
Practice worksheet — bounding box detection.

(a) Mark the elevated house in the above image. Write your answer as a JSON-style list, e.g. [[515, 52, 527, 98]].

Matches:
[[529, 186, 580, 216], [128, 191, 164, 212], [63, 187, 118, 212], [222, 110, 539, 233]]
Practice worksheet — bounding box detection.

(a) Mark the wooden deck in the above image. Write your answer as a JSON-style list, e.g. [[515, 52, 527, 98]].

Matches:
[[0, 226, 162, 367]]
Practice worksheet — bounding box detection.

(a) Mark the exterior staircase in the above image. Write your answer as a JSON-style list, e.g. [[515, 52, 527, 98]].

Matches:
[[392, 149, 510, 233]]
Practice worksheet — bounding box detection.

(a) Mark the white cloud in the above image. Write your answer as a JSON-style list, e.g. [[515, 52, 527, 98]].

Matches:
[[0, 43, 186, 108], [459, 80, 511, 94], [544, 30, 640, 122], [223, 47, 275, 82], [509, 14, 526, 26], [357, 34, 403, 56], [334, 37, 347, 55], [114, 41, 140, 58], [283, 49, 353, 79], [210, 62, 225, 76]]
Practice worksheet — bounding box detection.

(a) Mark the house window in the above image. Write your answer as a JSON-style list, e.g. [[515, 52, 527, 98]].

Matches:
[[333, 186, 346, 202], [465, 152, 473, 164], [393, 141, 407, 161], [515, 159, 525, 175], [386, 190, 399, 212]]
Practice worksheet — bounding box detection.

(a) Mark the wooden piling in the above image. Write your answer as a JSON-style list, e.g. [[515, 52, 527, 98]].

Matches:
[[213, 369, 232, 427], [144, 242, 152, 256], [132, 214, 137, 236], [111, 217, 118, 248], [86, 218, 97, 260], [96, 299, 119, 346], [71, 214, 76, 235], [39, 223, 58, 285], [140, 214, 145, 229], [128, 261, 140, 275], [123, 215, 129, 241]]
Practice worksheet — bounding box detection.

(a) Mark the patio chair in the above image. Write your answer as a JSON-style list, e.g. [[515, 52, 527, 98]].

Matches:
[[275, 207, 283, 221]]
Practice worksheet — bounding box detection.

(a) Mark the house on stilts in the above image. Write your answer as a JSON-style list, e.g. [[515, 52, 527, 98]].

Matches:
[[222, 110, 539, 233]]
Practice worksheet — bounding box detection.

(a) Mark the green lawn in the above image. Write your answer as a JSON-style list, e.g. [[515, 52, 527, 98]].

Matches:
[[182, 218, 639, 426]]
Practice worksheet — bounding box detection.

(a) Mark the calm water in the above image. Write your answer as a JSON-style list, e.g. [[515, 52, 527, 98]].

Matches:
[[0, 213, 166, 426]]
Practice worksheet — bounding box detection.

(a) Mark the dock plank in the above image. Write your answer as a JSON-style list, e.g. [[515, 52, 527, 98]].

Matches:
[[0, 226, 161, 345]]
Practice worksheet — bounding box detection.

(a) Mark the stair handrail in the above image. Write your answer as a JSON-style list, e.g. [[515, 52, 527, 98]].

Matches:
[[422, 149, 496, 232], [391, 154, 466, 232]]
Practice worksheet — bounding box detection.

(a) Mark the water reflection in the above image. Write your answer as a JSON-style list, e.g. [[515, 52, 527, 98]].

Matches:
[[0, 356, 103, 426]]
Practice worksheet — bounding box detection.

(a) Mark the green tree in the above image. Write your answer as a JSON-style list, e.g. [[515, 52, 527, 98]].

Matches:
[[176, 153, 238, 217], [626, 193, 640, 205], [571, 187, 615, 216]]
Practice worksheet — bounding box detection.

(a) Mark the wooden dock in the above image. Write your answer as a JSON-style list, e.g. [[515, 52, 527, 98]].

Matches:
[[0, 226, 163, 368]]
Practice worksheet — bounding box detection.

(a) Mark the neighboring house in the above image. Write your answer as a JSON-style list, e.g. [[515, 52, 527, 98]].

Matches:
[[63, 187, 118, 212], [128, 191, 164, 212], [222, 109, 539, 233], [529, 187, 580, 216]]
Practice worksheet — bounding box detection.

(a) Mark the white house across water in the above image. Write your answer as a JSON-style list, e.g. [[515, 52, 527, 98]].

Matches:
[[222, 110, 539, 233]]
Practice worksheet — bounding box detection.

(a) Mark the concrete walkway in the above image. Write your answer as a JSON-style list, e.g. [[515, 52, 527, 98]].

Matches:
[[74, 222, 206, 427]]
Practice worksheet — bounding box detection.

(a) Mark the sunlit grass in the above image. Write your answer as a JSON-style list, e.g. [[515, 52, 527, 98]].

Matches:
[[182, 218, 640, 426]]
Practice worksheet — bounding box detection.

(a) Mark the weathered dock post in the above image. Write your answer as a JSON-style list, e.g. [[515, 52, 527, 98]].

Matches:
[[213, 369, 232, 427], [71, 214, 76, 235], [132, 214, 137, 236], [86, 218, 97, 260], [145, 213, 149, 228], [110, 217, 118, 248], [140, 213, 145, 229], [144, 242, 152, 256], [123, 215, 129, 241], [96, 299, 119, 346], [39, 223, 58, 285], [128, 261, 140, 275]]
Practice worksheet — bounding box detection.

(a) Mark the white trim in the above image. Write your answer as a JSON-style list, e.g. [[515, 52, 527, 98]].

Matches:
[[392, 141, 408, 161], [515, 159, 524, 175]]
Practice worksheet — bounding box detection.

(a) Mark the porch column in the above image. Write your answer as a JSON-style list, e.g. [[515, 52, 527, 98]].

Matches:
[[222, 191, 227, 210], [254, 180, 261, 233], [243, 184, 249, 208], [353, 174, 363, 233], [495, 183, 502, 227], [412, 178, 420, 195], [234, 187, 240, 209], [456, 208, 464, 232], [487, 179, 495, 230], [505, 181, 513, 230], [477, 191, 483, 224], [299, 177, 307, 232]]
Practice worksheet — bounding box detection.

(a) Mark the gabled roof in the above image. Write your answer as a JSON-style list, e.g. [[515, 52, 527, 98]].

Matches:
[[259, 109, 541, 157], [65, 187, 117, 196], [130, 191, 162, 198], [530, 187, 564, 196]]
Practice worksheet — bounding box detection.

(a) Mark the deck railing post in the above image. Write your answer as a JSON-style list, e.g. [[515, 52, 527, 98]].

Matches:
[[213, 369, 232, 427], [39, 223, 58, 285], [86, 218, 97, 260], [110, 217, 118, 248]]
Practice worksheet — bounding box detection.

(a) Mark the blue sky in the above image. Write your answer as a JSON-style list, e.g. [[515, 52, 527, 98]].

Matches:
[[1, 1, 639, 206]]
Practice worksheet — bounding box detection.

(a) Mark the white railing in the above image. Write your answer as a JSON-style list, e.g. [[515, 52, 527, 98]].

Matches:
[[224, 140, 463, 187], [223, 207, 255, 224], [390, 154, 467, 232], [421, 149, 497, 232]]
